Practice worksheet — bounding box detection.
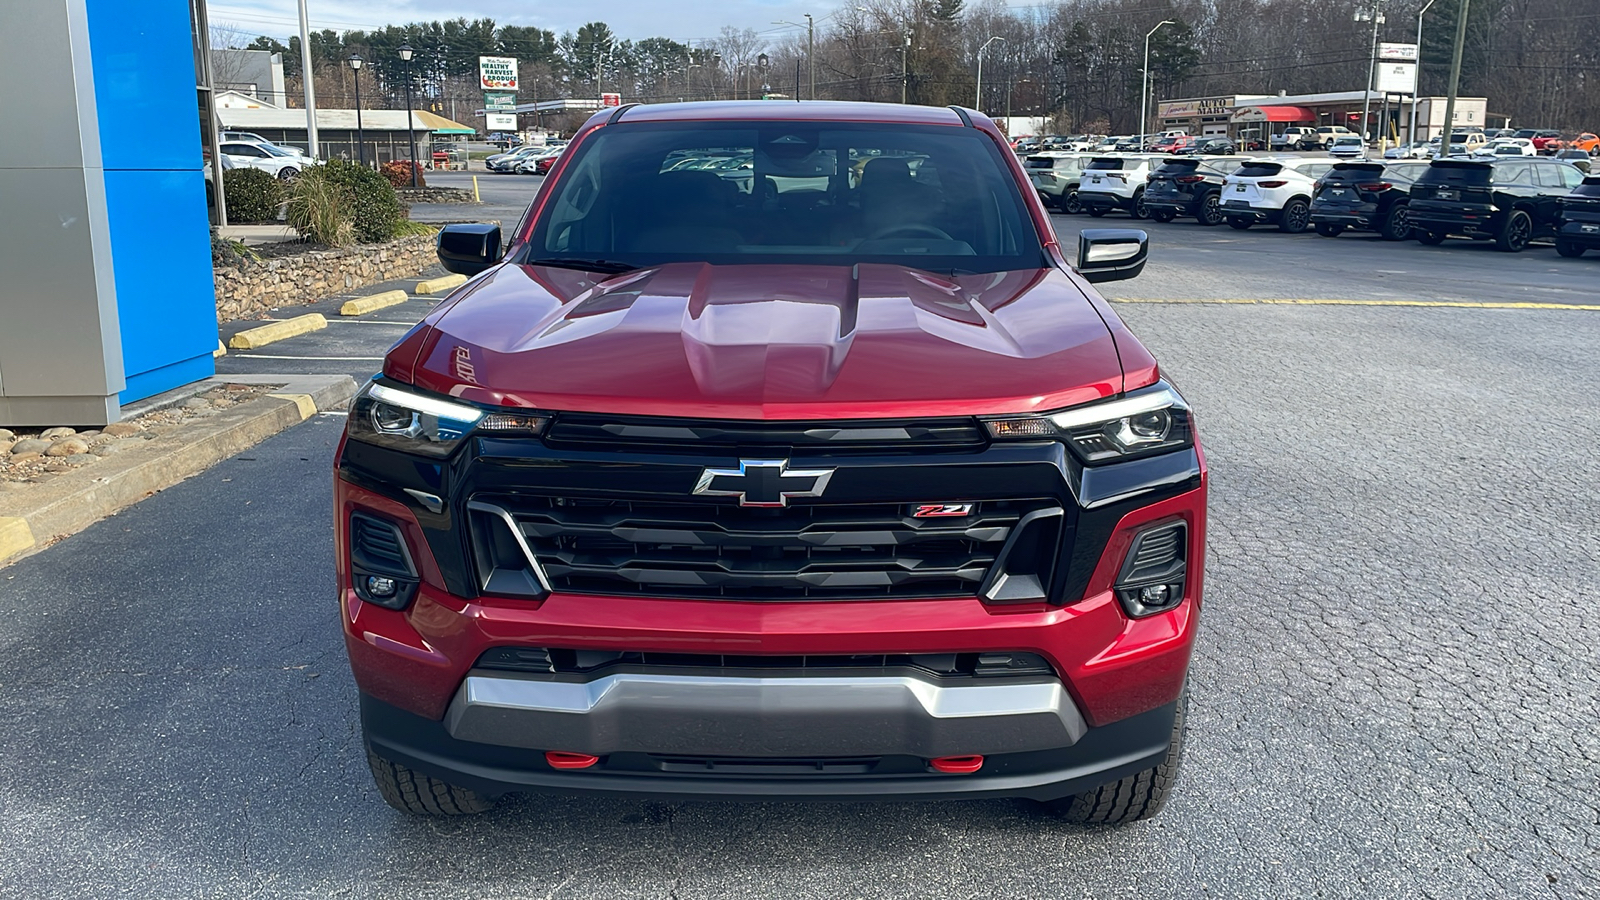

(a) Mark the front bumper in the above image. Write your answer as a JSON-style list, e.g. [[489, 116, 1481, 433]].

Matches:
[[444, 669, 1086, 757], [363, 691, 1178, 802]]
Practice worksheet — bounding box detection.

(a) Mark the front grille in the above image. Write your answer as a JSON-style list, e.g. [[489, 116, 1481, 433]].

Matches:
[[470, 495, 1053, 601], [543, 413, 986, 454]]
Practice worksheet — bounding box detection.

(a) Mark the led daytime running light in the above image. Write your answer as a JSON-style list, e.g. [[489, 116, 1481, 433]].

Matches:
[[367, 383, 484, 424], [1046, 387, 1183, 430]]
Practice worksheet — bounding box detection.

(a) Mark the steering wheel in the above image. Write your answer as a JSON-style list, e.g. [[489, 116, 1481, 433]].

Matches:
[[869, 223, 954, 241]]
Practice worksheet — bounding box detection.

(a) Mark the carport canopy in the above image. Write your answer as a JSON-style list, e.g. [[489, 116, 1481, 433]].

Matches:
[[1231, 105, 1315, 123]]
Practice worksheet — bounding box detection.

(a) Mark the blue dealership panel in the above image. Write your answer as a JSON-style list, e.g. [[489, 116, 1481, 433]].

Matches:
[[86, 0, 218, 404]]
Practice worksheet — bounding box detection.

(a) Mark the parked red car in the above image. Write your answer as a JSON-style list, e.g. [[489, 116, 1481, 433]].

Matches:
[[338, 101, 1206, 823]]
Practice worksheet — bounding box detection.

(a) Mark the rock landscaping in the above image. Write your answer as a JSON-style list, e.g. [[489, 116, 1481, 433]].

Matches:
[[212, 232, 436, 322], [0, 384, 272, 486]]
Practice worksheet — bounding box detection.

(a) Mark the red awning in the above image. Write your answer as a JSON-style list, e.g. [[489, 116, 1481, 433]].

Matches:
[[1231, 105, 1316, 123]]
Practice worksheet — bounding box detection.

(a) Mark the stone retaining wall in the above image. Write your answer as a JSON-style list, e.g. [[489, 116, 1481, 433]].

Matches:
[[213, 233, 435, 322]]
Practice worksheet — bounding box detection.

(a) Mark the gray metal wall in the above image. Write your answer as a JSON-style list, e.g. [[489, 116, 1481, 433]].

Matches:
[[0, 0, 124, 425]]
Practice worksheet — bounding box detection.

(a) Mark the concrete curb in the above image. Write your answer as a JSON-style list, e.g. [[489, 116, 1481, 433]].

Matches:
[[415, 273, 468, 295], [340, 290, 409, 316], [0, 374, 357, 568], [229, 313, 327, 350]]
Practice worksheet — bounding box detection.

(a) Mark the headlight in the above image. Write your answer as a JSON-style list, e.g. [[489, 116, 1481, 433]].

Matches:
[[982, 382, 1192, 464], [347, 382, 548, 458]]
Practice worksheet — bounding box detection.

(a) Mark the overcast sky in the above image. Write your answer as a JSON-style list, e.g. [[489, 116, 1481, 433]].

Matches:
[[208, 0, 833, 48]]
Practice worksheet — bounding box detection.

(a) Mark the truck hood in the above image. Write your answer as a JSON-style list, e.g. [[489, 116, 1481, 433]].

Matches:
[[404, 261, 1124, 420]]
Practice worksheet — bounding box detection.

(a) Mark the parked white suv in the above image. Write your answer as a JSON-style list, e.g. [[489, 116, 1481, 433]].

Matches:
[[218, 141, 311, 179], [1025, 152, 1092, 212], [1077, 155, 1168, 219], [1220, 157, 1336, 233]]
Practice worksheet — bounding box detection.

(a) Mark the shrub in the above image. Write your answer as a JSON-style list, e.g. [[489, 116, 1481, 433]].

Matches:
[[285, 167, 355, 247], [222, 168, 284, 223], [380, 160, 427, 189], [321, 159, 405, 242]]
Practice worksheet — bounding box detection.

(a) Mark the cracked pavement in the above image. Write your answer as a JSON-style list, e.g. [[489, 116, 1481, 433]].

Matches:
[[1, 214, 1597, 898]]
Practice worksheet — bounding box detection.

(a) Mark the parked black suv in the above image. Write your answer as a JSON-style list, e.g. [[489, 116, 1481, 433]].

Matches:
[[1144, 157, 1246, 225], [1174, 138, 1236, 156], [1556, 174, 1600, 258], [1309, 160, 1430, 240], [1408, 157, 1588, 251]]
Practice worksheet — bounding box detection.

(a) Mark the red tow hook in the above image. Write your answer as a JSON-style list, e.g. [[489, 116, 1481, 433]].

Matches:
[[545, 751, 600, 770], [929, 755, 984, 774]]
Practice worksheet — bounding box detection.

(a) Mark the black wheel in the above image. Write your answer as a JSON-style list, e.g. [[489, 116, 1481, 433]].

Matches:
[[1313, 222, 1345, 237], [1197, 193, 1223, 226], [1226, 217, 1252, 230], [276, 166, 299, 181], [1495, 209, 1532, 252], [1555, 239, 1586, 258], [1416, 229, 1447, 245], [1150, 209, 1176, 223], [1086, 207, 1107, 218], [1063, 190, 1083, 215], [1049, 690, 1188, 825], [1130, 189, 1149, 220], [1380, 203, 1412, 241], [367, 747, 494, 816], [1278, 198, 1311, 234]]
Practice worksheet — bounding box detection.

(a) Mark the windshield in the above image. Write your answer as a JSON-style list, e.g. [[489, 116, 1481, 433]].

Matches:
[[525, 122, 1046, 274]]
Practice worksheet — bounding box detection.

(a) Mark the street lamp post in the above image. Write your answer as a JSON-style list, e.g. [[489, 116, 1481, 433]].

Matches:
[[1355, 1, 1386, 151], [347, 54, 366, 166], [1409, 0, 1437, 144], [772, 17, 817, 100], [900, 32, 912, 104], [974, 35, 1005, 111], [296, 0, 319, 160], [1140, 20, 1175, 148], [398, 44, 418, 187]]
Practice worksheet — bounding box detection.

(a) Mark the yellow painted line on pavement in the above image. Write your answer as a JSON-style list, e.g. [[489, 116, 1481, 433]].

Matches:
[[267, 392, 318, 420], [340, 290, 409, 316], [228, 313, 328, 349], [415, 273, 468, 295], [1110, 298, 1599, 311], [0, 517, 36, 565]]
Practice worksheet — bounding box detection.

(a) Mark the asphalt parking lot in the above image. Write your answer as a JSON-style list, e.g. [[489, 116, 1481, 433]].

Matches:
[[3, 177, 1598, 898]]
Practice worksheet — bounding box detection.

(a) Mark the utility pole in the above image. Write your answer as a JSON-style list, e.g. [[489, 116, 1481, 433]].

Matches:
[[1410, 0, 1437, 144], [806, 14, 815, 100], [901, 32, 911, 104], [297, 0, 319, 160], [1140, 21, 1174, 145], [1441, 0, 1470, 152], [1356, 0, 1385, 151]]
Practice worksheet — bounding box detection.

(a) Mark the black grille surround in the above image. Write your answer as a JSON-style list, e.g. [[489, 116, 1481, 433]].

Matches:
[[469, 494, 1057, 602]]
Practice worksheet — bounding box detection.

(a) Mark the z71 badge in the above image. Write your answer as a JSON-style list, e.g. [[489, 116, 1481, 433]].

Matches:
[[910, 503, 975, 518]]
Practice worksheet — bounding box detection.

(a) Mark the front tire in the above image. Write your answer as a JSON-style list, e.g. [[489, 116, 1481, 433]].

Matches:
[[1416, 229, 1447, 245], [1150, 209, 1176, 223], [367, 748, 494, 816], [1495, 209, 1532, 252], [1314, 222, 1345, 237], [1556, 239, 1586, 258], [1049, 690, 1188, 825], [1226, 217, 1252, 230], [1063, 189, 1083, 215], [1086, 207, 1107, 218]]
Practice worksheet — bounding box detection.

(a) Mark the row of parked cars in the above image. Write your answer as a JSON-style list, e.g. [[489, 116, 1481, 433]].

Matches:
[[1027, 150, 1600, 255], [484, 142, 569, 175]]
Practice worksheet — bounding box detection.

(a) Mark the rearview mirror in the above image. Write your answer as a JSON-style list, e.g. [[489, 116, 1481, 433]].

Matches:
[[1076, 229, 1148, 284], [437, 223, 502, 276]]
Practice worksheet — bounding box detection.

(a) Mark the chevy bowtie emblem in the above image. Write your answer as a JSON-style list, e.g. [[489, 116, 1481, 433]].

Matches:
[[693, 459, 835, 507]]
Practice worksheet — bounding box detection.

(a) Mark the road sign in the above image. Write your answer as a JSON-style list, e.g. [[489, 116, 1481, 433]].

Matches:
[[601, 92, 622, 107], [1376, 62, 1417, 94]]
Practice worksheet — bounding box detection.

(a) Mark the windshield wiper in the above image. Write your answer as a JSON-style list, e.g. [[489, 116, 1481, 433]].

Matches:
[[524, 257, 639, 274]]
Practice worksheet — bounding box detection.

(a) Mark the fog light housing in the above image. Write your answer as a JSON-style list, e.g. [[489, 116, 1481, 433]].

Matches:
[[350, 511, 420, 610], [1113, 521, 1188, 618], [365, 576, 398, 599]]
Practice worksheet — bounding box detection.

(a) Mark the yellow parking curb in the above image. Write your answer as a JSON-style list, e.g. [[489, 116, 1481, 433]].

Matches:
[[1110, 298, 1600, 311], [266, 392, 318, 420], [340, 290, 409, 316], [228, 314, 328, 350], [0, 517, 35, 565], [214, 340, 227, 358], [415, 273, 468, 295]]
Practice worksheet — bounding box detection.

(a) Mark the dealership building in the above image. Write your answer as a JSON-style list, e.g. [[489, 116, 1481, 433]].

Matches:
[[1157, 90, 1492, 144]]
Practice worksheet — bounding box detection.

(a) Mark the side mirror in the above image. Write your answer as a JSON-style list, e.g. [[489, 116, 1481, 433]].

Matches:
[[1076, 229, 1148, 284], [436, 223, 502, 276]]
